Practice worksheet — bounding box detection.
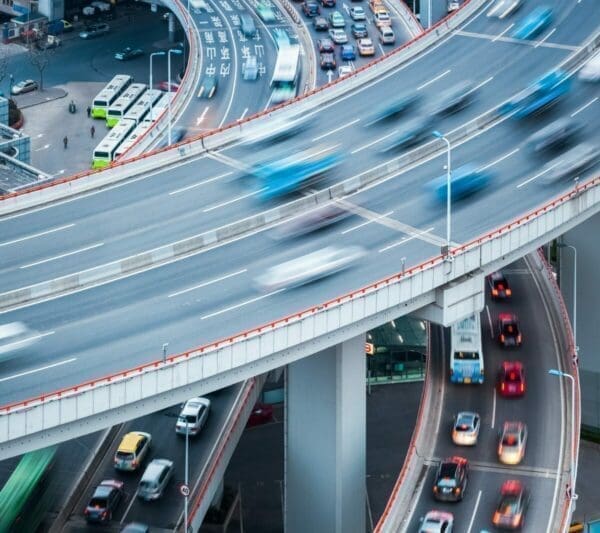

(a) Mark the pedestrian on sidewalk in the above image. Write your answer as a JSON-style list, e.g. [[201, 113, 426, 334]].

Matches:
[[87, 106, 91, 118], [63, 135, 68, 149], [90, 125, 95, 138]]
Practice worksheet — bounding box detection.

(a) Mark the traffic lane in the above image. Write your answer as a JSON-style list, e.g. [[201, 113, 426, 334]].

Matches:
[[66, 384, 240, 530]]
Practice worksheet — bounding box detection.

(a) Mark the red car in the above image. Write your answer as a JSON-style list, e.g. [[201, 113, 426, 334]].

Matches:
[[498, 313, 522, 347], [492, 480, 529, 529], [498, 361, 525, 397], [156, 80, 180, 92], [489, 271, 512, 299], [247, 403, 274, 427]]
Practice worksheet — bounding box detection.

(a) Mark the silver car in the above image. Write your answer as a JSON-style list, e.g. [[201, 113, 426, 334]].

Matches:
[[540, 143, 598, 184], [498, 421, 527, 465], [452, 411, 480, 446], [175, 397, 211, 436], [138, 459, 174, 500], [0, 322, 40, 361]]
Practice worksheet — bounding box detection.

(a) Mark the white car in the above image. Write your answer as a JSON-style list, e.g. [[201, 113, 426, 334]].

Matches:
[[329, 28, 348, 44], [447, 0, 460, 12], [419, 510, 454, 532], [0, 322, 40, 361], [357, 38, 375, 56], [338, 65, 354, 78], [254, 245, 366, 292], [190, 0, 209, 10], [452, 411, 480, 446], [498, 421, 527, 465], [10, 79, 38, 95], [350, 6, 366, 20], [487, 0, 522, 19], [175, 397, 211, 436], [579, 51, 600, 82]]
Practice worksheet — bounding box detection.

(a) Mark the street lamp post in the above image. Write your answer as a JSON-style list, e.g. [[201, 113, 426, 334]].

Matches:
[[548, 369, 578, 515], [432, 131, 452, 259], [184, 424, 189, 532], [167, 48, 183, 146], [149, 51, 166, 122], [558, 243, 578, 353]]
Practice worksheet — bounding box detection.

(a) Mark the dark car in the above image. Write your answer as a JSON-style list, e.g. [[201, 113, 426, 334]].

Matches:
[[527, 118, 584, 152], [489, 271, 511, 299], [197, 76, 218, 98], [317, 37, 335, 52], [498, 313, 522, 347], [313, 16, 329, 30], [114, 47, 144, 61], [380, 115, 433, 152], [351, 22, 368, 38], [84, 479, 123, 524], [320, 52, 336, 70], [498, 361, 526, 397], [366, 93, 421, 125], [492, 480, 529, 529], [303, 1, 320, 16], [433, 81, 476, 115], [79, 22, 110, 39], [320, 0, 335, 6], [272, 204, 350, 239], [433, 456, 468, 502]]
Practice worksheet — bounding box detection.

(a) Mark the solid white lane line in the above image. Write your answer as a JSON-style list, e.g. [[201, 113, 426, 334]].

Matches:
[[201, 289, 285, 320], [296, 144, 342, 163], [517, 162, 561, 188], [485, 304, 494, 339], [341, 210, 394, 234], [378, 227, 435, 253], [169, 172, 233, 195], [119, 488, 139, 525], [472, 75, 495, 92], [196, 106, 210, 126], [570, 96, 598, 118], [478, 148, 519, 172], [466, 490, 483, 533], [417, 69, 451, 91], [20, 242, 104, 269], [456, 29, 579, 50], [491, 388, 497, 429], [239, 107, 249, 121], [350, 130, 398, 154], [168, 269, 247, 298], [311, 119, 361, 142], [0, 223, 75, 247], [535, 27, 556, 48], [492, 23, 514, 42], [202, 189, 264, 213], [0, 356, 76, 384]]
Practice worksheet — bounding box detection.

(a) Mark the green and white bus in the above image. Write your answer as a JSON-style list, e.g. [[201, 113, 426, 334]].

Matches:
[[123, 89, 163, 126], [149, 92, 173, 122], [0, 446, 57, 533], [106, 83, 147, 128], [115, 118, 154, 159], [91, 74, 133, 119], [92, 118, 136, 169]]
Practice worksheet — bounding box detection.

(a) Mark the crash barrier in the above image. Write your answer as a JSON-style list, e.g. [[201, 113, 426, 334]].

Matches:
[[0, 0, 489, 215], [391, 0, 424, 38]]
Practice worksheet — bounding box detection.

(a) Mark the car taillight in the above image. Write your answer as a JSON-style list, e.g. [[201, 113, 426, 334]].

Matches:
[[506, 289, 512, 296], [498, 445, 503, 455], [500, 334, 505, 343], [454, 487, 461, 495], [501, 382, 505, 391], [512, 514, 522, 526], [492, 289, 498, 296], [132, 460, 137, 467], [520, 383, 525, 392], [517, 334, 522, 343], [493, 511, 501, 524], [433, 486, 438, 493]]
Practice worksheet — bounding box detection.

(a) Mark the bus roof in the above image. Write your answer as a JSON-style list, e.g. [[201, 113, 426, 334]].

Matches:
[[109, 83, 147, 111], [115, 120, 154, 158], [123, 89, 163, 121], [92, 74, 132, 104], [272, 44, 300, 83], [94, 118, 136, 154]]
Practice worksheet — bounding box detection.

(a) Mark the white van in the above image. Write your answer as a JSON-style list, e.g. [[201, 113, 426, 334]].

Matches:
[[379, 25, 395, 44]]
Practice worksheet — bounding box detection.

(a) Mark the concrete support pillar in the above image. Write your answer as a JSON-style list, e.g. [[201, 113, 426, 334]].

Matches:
[[562, 213, 600, 427], [285, 335, 366, 533]]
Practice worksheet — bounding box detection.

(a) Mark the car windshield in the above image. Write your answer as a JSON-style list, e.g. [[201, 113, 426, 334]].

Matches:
[[502, 433, 519, 446], [437, 477, 456, 488], [455, 351, 479, 360], [456, 417, 474, 430], [504, 370, 521, 382], [89, 497, 108, 508], [179, 415, 197, 424], [498, 495, 520, 514], [116, 451, 135, 460], [502, 322, 518, 335]]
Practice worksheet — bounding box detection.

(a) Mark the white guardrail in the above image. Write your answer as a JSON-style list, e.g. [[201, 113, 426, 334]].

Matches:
[[0, 175, 597, 453], [0, 0, 488, 216]]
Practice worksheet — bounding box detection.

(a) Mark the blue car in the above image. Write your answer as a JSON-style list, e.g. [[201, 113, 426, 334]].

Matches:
[[429, 164, 492, 203], [512, 6, 552, 40], [341, 44, 356, 61]]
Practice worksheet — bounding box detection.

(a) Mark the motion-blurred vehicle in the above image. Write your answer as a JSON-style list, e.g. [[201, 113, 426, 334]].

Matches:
[[0, 322, 40, 360], [350, 5, 366, 20], [317, 37, 335, 52], [247, 403, 274, 426], [114, 47, 143, 61], [313, 16, 329, 31], [339, 64, 355, 77], [176, 397, 211, 436], [10, 79, 38, 95], [114, 431, 152, 471], [321, 0, 335, 6], [272, 203, 351, 239], [240, 13, 257, 37], [242, 114, 311, 145], [190, 0, 209, 10], [329, 28, 348, 43], [157, 80, 180, 92], [497, 361, 526, 397], [84, 479, 123, 524], [419, 510, 454, 532], [447, 0, 460, 12], [432, 456, 468, 502], [320, 52, 336, 69], [380, 116, 434, 152], [512, 6, 552, 39], [79, 22, 110, 39], [357, 38, 375, 56], [197, 75, 218, 98], [329, 10, 345, 27], [452, 411, 480, 446], [538, 143, 599, 184], [351, 22, 368, 38], [579, 51, 600, 82], [500, 69, 570, 119], [498, 313, 522, 347], [256, 0, 276, 22], [303, 1, 320, 16], [243, 55, 259, 80], [374, 10, 391, 27], [498, 421, 528, 464], [365, 93, 421, 124], [429, 164, 492, 203], [340, 43, 356, 59], [171, 126, 187, 144], [138, 458, 174, 500], [379, 25, 395, 44], [122, 523, 150, 533], [526, 118, 583, 152], [433, 81, 475, 115], [254, 245, 366, 291], [492, 480, 529, 529], [489, 271, 511, 299], [487, 0, 522, 19]]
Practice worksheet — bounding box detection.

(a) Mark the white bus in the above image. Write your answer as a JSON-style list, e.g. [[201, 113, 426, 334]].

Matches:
[[115, 119, 154, 159], [122, 89, 163, 126], [148, 93, 173, 123], [106, 83, 147, 128], [270, 44, 301, 105], [92, 118, 136, 169], [450, 313, 484, 384], [91, 75, 133, 119]]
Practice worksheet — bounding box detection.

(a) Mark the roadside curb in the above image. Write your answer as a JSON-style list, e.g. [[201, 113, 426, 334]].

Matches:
[[17, 89, 69, 109]]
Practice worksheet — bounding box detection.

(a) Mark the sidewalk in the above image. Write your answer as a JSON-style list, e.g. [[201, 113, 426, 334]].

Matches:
[[13, 87, 68, 109]]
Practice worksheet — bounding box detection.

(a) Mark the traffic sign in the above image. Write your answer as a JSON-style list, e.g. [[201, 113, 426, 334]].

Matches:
[[180, 484, 190, 497]]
